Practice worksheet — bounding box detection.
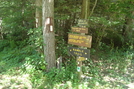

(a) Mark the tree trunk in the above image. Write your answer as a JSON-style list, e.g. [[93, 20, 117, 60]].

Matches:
[[123, 12, 134, 45], [35, 0, 42, 28], [81, 0, 90, 19], [42, 0, 56, 72], [0, 18, 3, 39]]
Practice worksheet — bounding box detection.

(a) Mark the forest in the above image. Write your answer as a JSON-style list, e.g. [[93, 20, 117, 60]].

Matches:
[[0, 0, 134, 89]]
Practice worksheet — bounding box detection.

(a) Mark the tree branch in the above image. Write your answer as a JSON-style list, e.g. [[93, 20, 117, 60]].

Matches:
[[89, 0, 98, 17]]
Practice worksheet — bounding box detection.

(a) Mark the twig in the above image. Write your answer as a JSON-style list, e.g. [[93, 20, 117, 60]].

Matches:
[[89, 0, 98, 17]]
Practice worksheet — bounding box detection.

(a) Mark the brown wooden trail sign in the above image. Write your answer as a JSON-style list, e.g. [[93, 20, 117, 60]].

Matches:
[[68, 33, 92, 48], [77, 57, 86, 61], [78, 19, 88, 26], [68, 47, 90, 58], [71, 27, 88, 34]]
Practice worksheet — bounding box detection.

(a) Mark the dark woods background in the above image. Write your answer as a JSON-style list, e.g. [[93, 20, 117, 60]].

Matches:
[[0, 0, 133, 49]]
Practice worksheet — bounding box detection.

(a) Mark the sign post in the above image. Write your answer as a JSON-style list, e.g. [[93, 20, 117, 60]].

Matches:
[[68, 19, 92, 79]]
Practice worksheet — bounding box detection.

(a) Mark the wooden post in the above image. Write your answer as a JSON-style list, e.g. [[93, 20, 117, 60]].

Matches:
[[57, 56, 62, 69], [77, 58, 83, 79], [77, 33, 86, 79], [77, 0, 90, 79], [67, 0, 90, 80]]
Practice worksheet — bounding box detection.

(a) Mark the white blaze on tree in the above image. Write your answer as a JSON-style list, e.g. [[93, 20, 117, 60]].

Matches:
[[42, 0, 56, 71], [0, 18, 3, 39]]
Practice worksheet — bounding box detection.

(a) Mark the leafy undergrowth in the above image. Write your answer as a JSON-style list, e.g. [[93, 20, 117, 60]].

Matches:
[[0, 46, 134, 89]]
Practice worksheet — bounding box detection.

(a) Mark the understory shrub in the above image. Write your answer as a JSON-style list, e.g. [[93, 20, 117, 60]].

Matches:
[[0, 40, 9, 51], [1, 46, 46, 73]]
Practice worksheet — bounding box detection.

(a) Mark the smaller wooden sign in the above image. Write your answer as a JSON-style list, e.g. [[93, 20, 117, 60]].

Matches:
[[71, 27, 88, 33], [77, 57, 87, 61], [68, 33, 92, 48], [78, 19, 88, 26], [68, 47, 90, 58]]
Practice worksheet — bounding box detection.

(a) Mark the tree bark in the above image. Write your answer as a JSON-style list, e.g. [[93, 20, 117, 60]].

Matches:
[[35, 0, 42, 28], [0, 18, 3, 39], [42, 0, 56, 72], [81, 0, 90, 19], [123, 12, 134, 45]]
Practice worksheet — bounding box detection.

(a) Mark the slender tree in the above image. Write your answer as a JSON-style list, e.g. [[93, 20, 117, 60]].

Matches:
[[35, 0, 42, 28], [81, 0, 90, 19]]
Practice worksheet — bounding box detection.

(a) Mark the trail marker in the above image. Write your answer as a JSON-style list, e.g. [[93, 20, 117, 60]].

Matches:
[[71, 27, 88, 34], [68, 33, 92, 48], [68, 47, 90, 58]]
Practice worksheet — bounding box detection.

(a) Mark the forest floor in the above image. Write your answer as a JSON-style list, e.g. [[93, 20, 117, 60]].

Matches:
[[0, 49, 134, 89], [97, 60, 134, 89]]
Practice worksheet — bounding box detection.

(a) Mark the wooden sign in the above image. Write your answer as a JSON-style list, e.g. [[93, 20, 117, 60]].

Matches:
[[68, 47, 90, 58], [71, 27, 88, 34], [68, 33, 92, 48], [77, 57, 87, 61], [78, 19, 88, 26]]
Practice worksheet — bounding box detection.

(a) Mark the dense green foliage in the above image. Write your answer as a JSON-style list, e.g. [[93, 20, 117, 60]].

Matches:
[[55, 0, 134, 48], [0, 0, 134, 88], [0, 0, 35, 47]]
